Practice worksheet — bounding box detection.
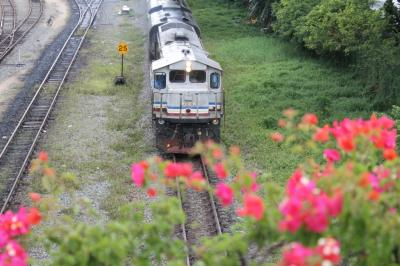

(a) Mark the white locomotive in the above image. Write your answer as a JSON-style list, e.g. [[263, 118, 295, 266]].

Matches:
[[148, 0, 224, 153]]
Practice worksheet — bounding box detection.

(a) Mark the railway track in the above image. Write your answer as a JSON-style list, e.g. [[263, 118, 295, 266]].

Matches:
[[0, 0, 16, 40], [0, 0, 43, 62], [0, 0, 103, 213], [172, 155, 226, 265]]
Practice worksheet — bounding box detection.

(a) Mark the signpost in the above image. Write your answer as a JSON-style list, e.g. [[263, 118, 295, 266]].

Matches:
[[115, 41, 128, 85]]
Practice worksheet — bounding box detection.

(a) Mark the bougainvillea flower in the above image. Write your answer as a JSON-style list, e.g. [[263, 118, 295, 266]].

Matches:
[[302, 113, 318, 125], [323, 149, 341, 162], [279, 198, 303, 233], [270, 132, 284, 143], [280, 169, 343, 233], [383, 149, 397, 161], [281, 243, 314, 266], [278, 119, 287, 128], [313, 125, 330, 143], [187, 171, 205, 191], [27, 208, 41, 225], [28, 193, 41, 203], [368, 190, 380, 202], [164, 163, 181, 178], [316, 238, 341, 264], [212, 148, 224, 160], [237, 194, 264, 220], [0, 241, 28, 266], [337, 136, 355, 152], [131, 163, 145, 187], [215, 183, 234, 206], [327, 190, 343, 217], [214, 163, 228, 179], [146, 188, 157, 197], [0, 208, 30, 237], [38, 151, 48, 162]]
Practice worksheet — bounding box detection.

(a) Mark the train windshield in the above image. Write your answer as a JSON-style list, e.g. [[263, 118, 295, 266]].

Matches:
[[154, 72, 166, 89], [189, 71, 206, 83], [170, 70, 186, 83], [210, 73, 220, 89]]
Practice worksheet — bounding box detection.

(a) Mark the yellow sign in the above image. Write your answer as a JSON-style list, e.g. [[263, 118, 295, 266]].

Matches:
[[118, 41, 128, 55]]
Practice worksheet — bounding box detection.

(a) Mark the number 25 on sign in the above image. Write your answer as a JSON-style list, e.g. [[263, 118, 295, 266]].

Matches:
[[118, 41, 128, 55]]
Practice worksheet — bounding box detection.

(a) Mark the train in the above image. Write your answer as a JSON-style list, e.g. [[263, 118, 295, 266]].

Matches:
[[147, 0, 224, 153]]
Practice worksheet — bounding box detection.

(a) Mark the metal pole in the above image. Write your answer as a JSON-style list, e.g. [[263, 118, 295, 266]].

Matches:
[[121, 54, 124, 77]]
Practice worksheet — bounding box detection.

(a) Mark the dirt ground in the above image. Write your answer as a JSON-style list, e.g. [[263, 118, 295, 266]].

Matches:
[[0, 0, 70, 120]]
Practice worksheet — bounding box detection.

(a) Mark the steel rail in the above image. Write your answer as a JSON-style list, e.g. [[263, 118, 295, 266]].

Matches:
[[0, 0, 103, 213], [0, 0, 16, 39], [0, 0, 43, 62], [173, 155, 223, 266]]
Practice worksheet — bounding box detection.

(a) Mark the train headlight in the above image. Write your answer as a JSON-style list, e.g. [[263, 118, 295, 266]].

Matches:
[[212, 119, 219, 125], [158, 119, 165, 125], [185, 61, 192, 73]]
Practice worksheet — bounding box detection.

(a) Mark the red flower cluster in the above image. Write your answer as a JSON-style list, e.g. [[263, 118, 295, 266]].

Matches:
[[236, 194, 265, 221], [0, 208, 41, 266], [279, 170, 343, 233], [281, 238, 341, 266], [131, 160, 207, 195], [315, 115, 397, 158]]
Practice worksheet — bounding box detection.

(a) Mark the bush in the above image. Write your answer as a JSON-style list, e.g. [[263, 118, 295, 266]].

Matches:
[[273, 0, 322, 42], [15, 111, 400, 265]]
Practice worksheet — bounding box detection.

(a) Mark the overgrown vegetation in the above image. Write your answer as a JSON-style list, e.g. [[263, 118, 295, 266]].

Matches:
[[188, 0, 373, 181], [217, 0, 400, 109]]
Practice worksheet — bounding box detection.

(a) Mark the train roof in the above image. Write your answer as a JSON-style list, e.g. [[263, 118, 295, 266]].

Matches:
[[148, 0, 201, 36], [152, 43, 222, 71]]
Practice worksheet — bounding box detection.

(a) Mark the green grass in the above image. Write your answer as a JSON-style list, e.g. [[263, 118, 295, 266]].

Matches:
[[188, 0, 372, 182]]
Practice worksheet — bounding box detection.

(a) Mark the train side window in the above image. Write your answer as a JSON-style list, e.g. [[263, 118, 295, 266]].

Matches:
[[210, 73, 220, 89], [170, 70, 186, 83], [154, 72, 166, 89], [189, 71, 206, 83]]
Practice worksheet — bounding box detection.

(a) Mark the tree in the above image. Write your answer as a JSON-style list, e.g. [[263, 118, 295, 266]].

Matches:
[[273, 0, 322, 42]]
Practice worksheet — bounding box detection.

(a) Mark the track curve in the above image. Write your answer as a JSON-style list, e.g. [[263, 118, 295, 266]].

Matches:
[[0, 0, 43, 62], [0, 0, 104, 213]]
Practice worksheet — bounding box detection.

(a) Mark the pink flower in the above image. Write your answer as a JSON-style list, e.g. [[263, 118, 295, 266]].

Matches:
[[271, 132, 284, 142], [0, 241, 28, 266], [237, 194, 264, 220], [279, 170, 343, 233], [337, 136, 355, 152], [313, 125, 330, 143], [164, 163, 181, 178], [323, 149, 341, 162], [0, 208, 30, 237], [179, 163, 193, 178], [302, 113, 318, 125], [279, 198, 302, 233], [214, 163, 228, 179], [131, 163, 145, 187], [164, 162, 193, 178], [215, 183, 234, 206], [316, 238, 341, 264], [281, 243, 314, 266], [187, 171, 205, 191], [327, 190, 343, 217], [146, 188, 157, 197]]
